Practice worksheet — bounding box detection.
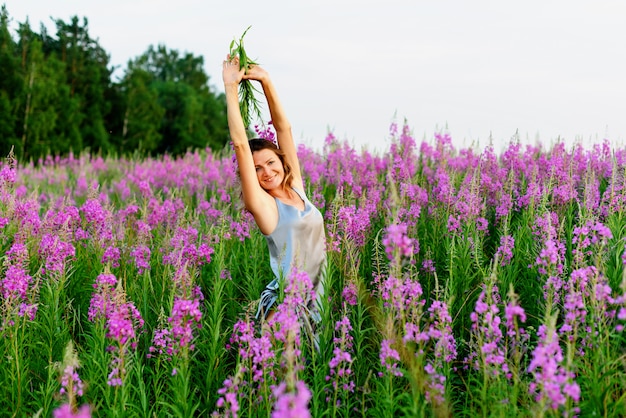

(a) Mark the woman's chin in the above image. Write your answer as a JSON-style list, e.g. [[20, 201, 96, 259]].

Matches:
[[261, 179, 281, 191], [260, 183, 275, 192]]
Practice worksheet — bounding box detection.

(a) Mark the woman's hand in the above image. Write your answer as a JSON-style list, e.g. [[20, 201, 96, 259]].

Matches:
[[222, 55, 245, 86], [243, 64, 270, 84]]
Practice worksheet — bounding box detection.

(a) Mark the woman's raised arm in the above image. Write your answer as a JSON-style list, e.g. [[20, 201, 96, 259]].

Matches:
[[244, 66, 304, 191], [223, 57, 278, 233]]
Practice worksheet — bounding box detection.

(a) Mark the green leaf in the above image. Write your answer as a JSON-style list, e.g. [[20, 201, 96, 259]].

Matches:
[[229, 26, 264, 130]]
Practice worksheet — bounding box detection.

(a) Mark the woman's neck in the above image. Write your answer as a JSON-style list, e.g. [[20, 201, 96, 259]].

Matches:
[[268, 186, 291, 200]]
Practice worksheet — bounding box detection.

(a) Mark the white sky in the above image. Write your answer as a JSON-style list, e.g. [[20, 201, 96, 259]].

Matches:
[[4, 0, 626, 154]]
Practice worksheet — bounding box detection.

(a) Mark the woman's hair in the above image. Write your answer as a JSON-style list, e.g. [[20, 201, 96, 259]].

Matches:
[[248, 138, 294, 191]]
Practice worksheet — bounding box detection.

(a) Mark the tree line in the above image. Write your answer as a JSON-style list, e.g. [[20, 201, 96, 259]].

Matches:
[[0, 5, 230, 162]]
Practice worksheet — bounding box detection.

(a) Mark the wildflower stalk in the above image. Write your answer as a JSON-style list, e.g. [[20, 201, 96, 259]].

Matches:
[[86, 272, 144, 416], [35, 274, 73, 415], [229, 26, 263, 130], [327, 308, 355, 417], [201, 229, 230, 406], [504, 285, 528, 396], [6, 315, 29, 412], [528, 312, 580, 417], [170, 355, 198, 418], [54, 340, 91, 417]]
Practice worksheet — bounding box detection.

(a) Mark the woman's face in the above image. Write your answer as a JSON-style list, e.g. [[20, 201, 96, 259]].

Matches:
[[252, 148, 284, 191]]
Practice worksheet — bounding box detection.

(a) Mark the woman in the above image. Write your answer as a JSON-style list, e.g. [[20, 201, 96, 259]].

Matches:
[[222, 56, 327, 327]]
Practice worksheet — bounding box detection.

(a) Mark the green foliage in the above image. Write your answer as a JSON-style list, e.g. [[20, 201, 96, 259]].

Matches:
[[1, 143, 626, 417], [229, 26, 264, 131], [0, 6, 229, 162], [0, 6, 22, 153]]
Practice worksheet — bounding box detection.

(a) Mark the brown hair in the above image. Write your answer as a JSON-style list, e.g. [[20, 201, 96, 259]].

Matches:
[[248, 138, 294, 191]]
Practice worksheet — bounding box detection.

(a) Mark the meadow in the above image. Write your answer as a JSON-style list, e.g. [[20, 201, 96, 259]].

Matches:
[[1, 121, 625, 417]]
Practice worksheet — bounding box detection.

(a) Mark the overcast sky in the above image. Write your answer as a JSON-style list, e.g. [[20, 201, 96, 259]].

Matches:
[[4, 0, 626, 154]]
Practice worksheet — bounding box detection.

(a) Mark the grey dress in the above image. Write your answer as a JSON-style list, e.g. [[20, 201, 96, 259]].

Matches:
[[255, 187, 327, 321]]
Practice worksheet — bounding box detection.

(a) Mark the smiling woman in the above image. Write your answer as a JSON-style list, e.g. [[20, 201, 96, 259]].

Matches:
[[222, 55, 327, 333], [249, 139, 295, 200]]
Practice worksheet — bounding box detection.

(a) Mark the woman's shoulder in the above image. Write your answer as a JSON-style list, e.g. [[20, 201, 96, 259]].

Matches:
[[291, 186, 308, 200]]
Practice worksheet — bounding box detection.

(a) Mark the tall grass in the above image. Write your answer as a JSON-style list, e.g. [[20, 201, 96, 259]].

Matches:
[[1, 124, 626, 417]]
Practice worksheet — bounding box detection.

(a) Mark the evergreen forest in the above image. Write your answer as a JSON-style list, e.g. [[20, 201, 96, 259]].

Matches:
[[0, 5, 230, 163]]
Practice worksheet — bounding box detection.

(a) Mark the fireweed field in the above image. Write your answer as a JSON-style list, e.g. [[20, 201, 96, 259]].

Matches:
[[1, 122, 626, 418]]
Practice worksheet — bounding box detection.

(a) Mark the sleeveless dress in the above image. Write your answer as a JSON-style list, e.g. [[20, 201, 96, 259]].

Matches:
[[255, 187, 327, 323]]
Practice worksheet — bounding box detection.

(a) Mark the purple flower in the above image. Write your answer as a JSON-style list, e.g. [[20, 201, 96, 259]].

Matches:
[[60, 363, 85, 397], [382, 223, 418, 262], [322, 133, 385, 198], [572, 220, 613, 266], [198, 199, 222, 221], [536, 240, 560, 269], [377, 275, 425, 322], [269, 278, 306, 349], [476, 217, 489, 232], [148, 328, 172, 358], [495, 235, 515, 266], [398, 182, 428, 228], [528, 324, 580, 411], [0, 161, 16, 185], [52, 404, 91, 418], [215, 377, 241, 417], [18, 303, 38, 320], [336, 205, 372, 249], [150, 297, 203, 358], [162, 226, 201, 267], [423, 362, 446, 405], [534, 237, 566, 305], [88, 274, 118, 321], [101, 246, 121, 268], [6, 242, 29, 267], [380, 339, 403, 377], [504, 305, 527, 338], [169, 298, 203, 348], [88, 273, 143, 387], [428, 300, 457, 363], [106, 304, 143, 346], [56, 341, 90, 417], [431, 166, 453, 207], [272, 380, 311, 418], [421, 259, 436, 274], [467, 285, 507, 377], [38, 233, 76, 275], [130, 245, 151, 274], [1, 265, 32, 301], [230, 217, 251, 242], [389, 122, 417, 182], [326, 315, 355, 392], [145, 198, 183, 229], [341, 282, 358, 306], [254, 121, 277, 144], [559, 267, 594, 342], [447, 215, 460, 234], [495, 193, 513, 220], [453, 178, 483, 224], [227, 319, 275, 384], [80, 198, 113, 242]]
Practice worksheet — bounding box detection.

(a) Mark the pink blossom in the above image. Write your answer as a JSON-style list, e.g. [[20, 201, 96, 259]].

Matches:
[[272, 380, 311, 418]]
